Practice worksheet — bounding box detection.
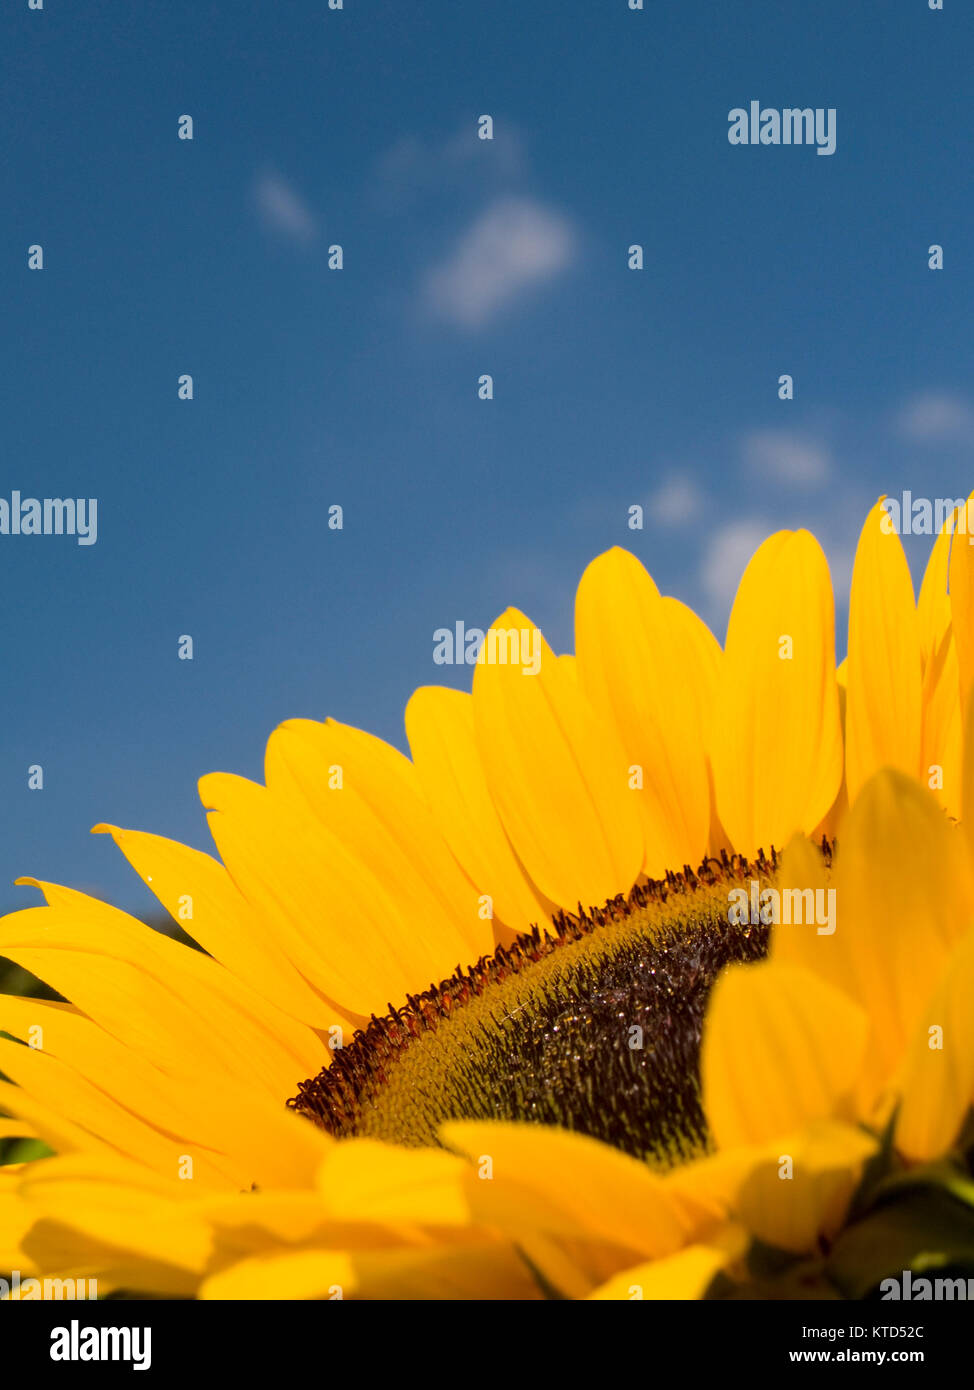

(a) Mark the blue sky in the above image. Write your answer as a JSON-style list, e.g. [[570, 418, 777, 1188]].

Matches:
[[2, 0, 972, 918]]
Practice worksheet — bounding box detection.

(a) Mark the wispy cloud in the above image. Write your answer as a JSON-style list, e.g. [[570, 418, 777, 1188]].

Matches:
[[741, 429, 831, 488], [373, 123, 526, 209], [896, 391, 974, 444], [423, 197, 575, 329], [252, 169, 317, 244], [646, 472, 703, 526]]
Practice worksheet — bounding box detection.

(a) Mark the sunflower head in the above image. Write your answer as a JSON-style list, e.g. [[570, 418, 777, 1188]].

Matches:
[[290, 853, 778, 1167]]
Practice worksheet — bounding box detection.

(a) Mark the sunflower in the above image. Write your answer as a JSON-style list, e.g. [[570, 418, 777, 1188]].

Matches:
[[3, 496, 974, 1300]]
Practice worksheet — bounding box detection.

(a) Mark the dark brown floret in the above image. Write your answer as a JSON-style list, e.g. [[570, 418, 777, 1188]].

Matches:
[[289, 847, 805, 1166]]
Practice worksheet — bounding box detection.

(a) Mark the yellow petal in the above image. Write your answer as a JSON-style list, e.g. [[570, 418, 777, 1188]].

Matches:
[[0, 996, 291, 1190], [316, 1140, 475, 1229], [918, 507, 968, 819], [0, 1118, 38, 1143], [199, 1191, 407, 1263], [918, 509, 958, 666], [93, 824, 336, 1031], [770, 831, 835, 980], [575, 548, 720, 876], [0, 1174, 38, 1271], [831, 770, 974, 1094], [733, 1121, 877, 1253], [844, 499, 922, 803], [948, 495, 974, 715], [962, 689, 974, 870], [0, 886, 320, 1097], [16, 1153, 211, 1295], [200, 773, 468, 1018], [405, 686, 552, 935], [440, 1120, 710, 1260], [0, 1080, 111, 1160], [472, 608, 643, 909], [264, 718, 490, 962], [664, 1147, 763, 1222], [701, 960, 868, 1150], [921, 627, 963, 819], [200, 1242, 539, 1300], [587, 1230, 745, 1300], [0, 1037, 238, 1186], [895, 924, 974, 1161], [710, 531, 842, 857]]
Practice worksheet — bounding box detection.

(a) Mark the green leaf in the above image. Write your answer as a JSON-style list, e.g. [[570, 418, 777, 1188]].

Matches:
[[827, 1184, 974, 1299]]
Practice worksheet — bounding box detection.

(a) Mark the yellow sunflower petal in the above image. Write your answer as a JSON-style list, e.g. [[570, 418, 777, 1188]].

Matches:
[[574, 547, 720, 876], [199, 1242, 539, 1301], [587, 1230, 745, 1300], [0, 1037, 240, 1186], [831, 769, 974, 1093], [200, 773, 470, 1018], [663, 1147, 764, 1222], [472, 607, 643, 909], [0, 996, 302, 1190], [15, 1153, 211, 1296], [948, 496, 974, 714], [0, 1080, 110, 1160], [962, 689, 974, 871], [733, 1120, 877, 1253], [770, 831, 835, 976], [0, 1172, 39, 1271], [844, 499, 922, 803], [701, 960, 868, 1150], [895, 924, 974, 1161], [0, 886, 320, 1095], [198, 1193, 410, 1264], [200, 1250, 352, 1300], [0, 1118, 38, 1143], [405, 686, 552, 935], [710, 530, 842, 857], [315, 1139, 476, 1228], [440, 1120, 710, 1259], [921, 627, 963, 818], [264, 718, 490, 962], [917, 508, 958, 666], [92, 824, 336, 1031]]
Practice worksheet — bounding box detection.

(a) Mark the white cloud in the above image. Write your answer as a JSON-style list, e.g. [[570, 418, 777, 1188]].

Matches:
[[700, 518, 769, 607], [742, 430, 831, 488], [253, 170, 317, 244], [896, 391, 974, 444], [424, 197, 575, 329], [647, 473, 702, 526]]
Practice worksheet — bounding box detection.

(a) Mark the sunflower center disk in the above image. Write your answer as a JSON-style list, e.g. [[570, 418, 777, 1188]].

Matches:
[[289, 855, 775, 1168]]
